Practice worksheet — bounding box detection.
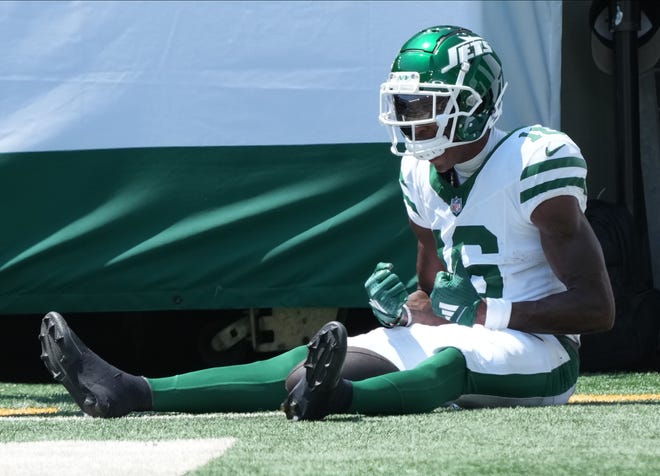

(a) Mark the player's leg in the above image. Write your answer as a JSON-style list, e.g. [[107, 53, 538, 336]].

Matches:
[[349, 347, 467, 414], [158, 321, 400, 415], [148, 347, 307, 413], [349, 331, 579, 413], [40, 311, 154, 417], [40, 312, 399, 418], [40, 311, 307, 417], [344, 338, 577, 414], [282, 325, 467, 419], [455, 335, 580, 408], [348, 324, 580, 408], [282, 324, 580, 419]]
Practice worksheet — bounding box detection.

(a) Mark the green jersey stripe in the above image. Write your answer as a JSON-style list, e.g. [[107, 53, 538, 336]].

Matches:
[[399, 170, 407, 188], [520, 156, 587, 180], [399, 170, 420, 216], [465, 337, 579, 397], [402, 191, 420, 217], [520, 177, 587, 203]]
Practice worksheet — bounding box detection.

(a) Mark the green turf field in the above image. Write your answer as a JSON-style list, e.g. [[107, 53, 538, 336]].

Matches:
[[1, 373, 659, 475]]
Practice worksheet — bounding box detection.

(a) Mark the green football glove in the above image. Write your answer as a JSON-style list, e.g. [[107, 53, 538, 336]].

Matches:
[[430, 253, 482, 326], [365, 262, 409, 327]]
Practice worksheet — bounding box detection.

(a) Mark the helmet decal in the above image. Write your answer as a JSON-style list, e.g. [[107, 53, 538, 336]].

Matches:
[[440, 36, 493, 73]]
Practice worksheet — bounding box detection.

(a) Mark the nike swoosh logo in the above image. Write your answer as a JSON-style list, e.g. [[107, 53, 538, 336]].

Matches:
[[545, 144, 566, 157]]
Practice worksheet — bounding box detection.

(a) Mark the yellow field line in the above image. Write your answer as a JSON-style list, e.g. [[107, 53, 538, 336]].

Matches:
[[0, 407, 58, 416], [569, 393, 660, 403]]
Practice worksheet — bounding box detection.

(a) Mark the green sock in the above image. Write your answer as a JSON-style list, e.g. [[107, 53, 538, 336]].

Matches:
[[350, 347, 466, 414], [148, 346, 307, 413]]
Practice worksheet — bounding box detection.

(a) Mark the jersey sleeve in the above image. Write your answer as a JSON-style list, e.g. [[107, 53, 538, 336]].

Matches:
[[518, 128, 588, 223], [399, 155, 430, 228]]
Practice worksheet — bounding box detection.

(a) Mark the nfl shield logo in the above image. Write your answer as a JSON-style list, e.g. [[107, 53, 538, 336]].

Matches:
[[450, 196, 463, 216]]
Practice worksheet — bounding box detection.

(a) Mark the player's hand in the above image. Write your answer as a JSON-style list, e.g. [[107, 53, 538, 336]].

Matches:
[[430, 254, 482, 326], [365, 262, 408, 327]]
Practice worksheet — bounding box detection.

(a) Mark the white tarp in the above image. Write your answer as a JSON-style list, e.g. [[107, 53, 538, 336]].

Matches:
[[0, 1, 562, 152]]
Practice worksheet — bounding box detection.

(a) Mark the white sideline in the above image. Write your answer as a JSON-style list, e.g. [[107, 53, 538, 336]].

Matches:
[[0, 438, 236, 475]]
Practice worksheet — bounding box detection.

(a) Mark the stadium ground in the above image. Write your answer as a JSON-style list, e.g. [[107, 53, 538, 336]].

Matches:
[[1, 373, 658, 475]]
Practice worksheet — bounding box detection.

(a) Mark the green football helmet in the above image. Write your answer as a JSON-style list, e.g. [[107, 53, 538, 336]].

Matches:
[[379, 26, 507, 161]]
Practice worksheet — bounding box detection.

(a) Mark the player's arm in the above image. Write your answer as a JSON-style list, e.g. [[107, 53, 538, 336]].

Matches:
[[482, 195, 615, 334], [409, 219, 445, 293], [403, 220, 450, 326]]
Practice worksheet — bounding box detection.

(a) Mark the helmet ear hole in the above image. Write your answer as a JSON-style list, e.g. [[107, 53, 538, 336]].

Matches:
[[473, 90, 491, 116], [465, 93, 479, 108]]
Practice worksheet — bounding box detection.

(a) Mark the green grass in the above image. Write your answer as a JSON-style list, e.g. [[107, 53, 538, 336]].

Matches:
[[1, 373, 659, 475], [577, 372, 660, 394]]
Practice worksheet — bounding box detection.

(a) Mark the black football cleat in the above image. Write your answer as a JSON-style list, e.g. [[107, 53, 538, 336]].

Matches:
[[39, 311, 152, 418], [281, 321, 348, 421]]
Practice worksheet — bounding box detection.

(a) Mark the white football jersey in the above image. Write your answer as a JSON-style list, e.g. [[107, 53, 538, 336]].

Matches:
[[400, 125, 588, 303]]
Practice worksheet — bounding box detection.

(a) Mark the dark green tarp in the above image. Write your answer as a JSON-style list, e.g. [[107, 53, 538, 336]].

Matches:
[[0, 143, 416, 314]]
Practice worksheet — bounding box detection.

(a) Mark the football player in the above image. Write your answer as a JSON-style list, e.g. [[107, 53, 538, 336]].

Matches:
[[40, 26, 614, 420]]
